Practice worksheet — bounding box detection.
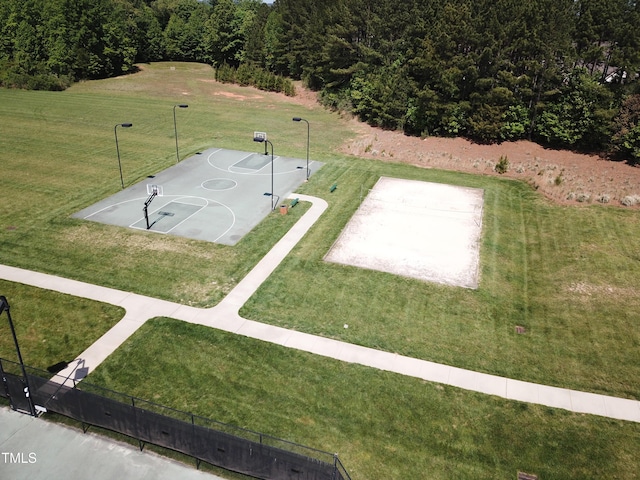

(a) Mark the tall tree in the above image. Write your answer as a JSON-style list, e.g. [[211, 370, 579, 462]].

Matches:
[[131, 1, 165, 62], [534, 68, 614, 148], [204, 0, 263, 67], [612, 93, 640, 162], [164, 0, 209, 62]]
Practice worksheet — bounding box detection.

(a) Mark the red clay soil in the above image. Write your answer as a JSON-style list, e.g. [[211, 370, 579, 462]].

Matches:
[[342, 121, 640, 207], [289, 84, 640, 208]]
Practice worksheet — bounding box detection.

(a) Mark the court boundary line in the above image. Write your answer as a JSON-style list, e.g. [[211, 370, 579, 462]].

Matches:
[[82, 197, 151, 220], [122, 195, 236, 237], [129, 199, 206, 234], [172, 197, 208, 207], [206, 150, 302, 176], [229, 154, 281, 174]]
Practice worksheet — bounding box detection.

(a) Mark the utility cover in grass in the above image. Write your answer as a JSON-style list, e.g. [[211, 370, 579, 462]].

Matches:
[[325, 177, 484, 288]]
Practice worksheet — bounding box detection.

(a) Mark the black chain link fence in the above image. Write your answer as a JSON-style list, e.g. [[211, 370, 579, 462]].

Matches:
[[0, 357, 350, 480]]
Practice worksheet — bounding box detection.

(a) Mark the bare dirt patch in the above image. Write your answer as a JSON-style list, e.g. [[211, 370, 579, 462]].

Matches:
[[566, 282, 637, 299], [212, 90, 263, 101], [259, 81, 322, 110], [340, 118, 640, 207]]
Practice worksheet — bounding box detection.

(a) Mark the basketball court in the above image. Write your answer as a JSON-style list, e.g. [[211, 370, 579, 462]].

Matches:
[[73, 147, 321, 245]]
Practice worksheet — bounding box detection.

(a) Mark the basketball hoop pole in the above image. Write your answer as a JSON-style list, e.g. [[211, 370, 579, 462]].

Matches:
[[143, 189, 158, 230]]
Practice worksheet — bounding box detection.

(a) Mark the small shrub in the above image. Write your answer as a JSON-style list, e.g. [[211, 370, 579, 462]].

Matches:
[[494, 155, 509, 174], [214, 63, 295, 96], [321, 88, 352, 111], [597, 194, 611, 204], [1, 69, 72, 91], [554, 173, 563, 186]]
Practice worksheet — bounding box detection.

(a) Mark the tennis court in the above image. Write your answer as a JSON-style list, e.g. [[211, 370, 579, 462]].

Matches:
[[72, 147, 321, 245]]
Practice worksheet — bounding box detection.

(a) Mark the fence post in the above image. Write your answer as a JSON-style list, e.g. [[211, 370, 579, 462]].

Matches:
[[333, 453, 350, 480], [0, 358, 11, 402], [334, 453, 339, 480], [0, 296, 37, 416]]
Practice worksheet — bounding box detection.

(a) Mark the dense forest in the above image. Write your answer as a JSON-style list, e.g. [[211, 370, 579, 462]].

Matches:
[[2, 0, 640, 160]]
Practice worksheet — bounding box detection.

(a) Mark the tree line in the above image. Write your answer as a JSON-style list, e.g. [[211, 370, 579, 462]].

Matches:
[[0, 0, 281, 89], [266, 0, 640, 160], [1, 0, 640, 161]]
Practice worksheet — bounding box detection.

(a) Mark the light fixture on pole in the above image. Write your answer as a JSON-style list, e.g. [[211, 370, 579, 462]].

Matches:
[[253, 135, 276, 210], [173, 104, 188, 163], [114, 123, 132, 189], [292, 117, 310, 180]]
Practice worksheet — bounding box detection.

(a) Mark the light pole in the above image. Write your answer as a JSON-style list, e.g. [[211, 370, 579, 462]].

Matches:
[[292, 117, 310, 180], [114, 123, 132, 189], [0, 296, 36, 416], [173, 104, 188, 163], [253, 135, 275, 210]]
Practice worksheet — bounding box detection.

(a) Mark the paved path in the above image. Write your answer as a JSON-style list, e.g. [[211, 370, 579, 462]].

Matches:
[[1, 194, 639, 424]]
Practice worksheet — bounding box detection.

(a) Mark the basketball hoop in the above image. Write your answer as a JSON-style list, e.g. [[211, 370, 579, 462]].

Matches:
[[146, 184, 163, 196], [253, 131, 267, 142]]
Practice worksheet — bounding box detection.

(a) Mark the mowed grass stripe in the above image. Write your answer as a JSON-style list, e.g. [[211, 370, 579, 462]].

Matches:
[[241, 158, 640, 398], [86, 317, 640, 480]]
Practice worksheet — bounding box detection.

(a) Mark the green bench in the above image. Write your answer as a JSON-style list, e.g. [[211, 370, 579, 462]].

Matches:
[[290, 198, 299, 208], [330, 183, 338, 192]]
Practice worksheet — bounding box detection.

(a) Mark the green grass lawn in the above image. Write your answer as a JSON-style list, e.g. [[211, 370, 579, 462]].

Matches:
[[1, 62, 639, 479], [241, 157, 640, 400], [86, 317, 640, 480], [0, 280, 123, 371]]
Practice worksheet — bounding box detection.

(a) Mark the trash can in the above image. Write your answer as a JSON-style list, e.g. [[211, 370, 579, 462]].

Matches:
[[280, 205, 288, 215]]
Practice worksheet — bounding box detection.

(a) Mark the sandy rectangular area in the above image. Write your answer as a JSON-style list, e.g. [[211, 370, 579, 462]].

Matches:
[[324, 177, 484, 288]]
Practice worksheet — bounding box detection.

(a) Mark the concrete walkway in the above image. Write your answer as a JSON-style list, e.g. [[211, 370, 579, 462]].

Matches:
[[1, 194, 639, 424]]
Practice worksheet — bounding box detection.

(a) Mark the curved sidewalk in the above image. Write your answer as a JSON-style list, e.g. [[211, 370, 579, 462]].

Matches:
[[0, 194, 638, 424]]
